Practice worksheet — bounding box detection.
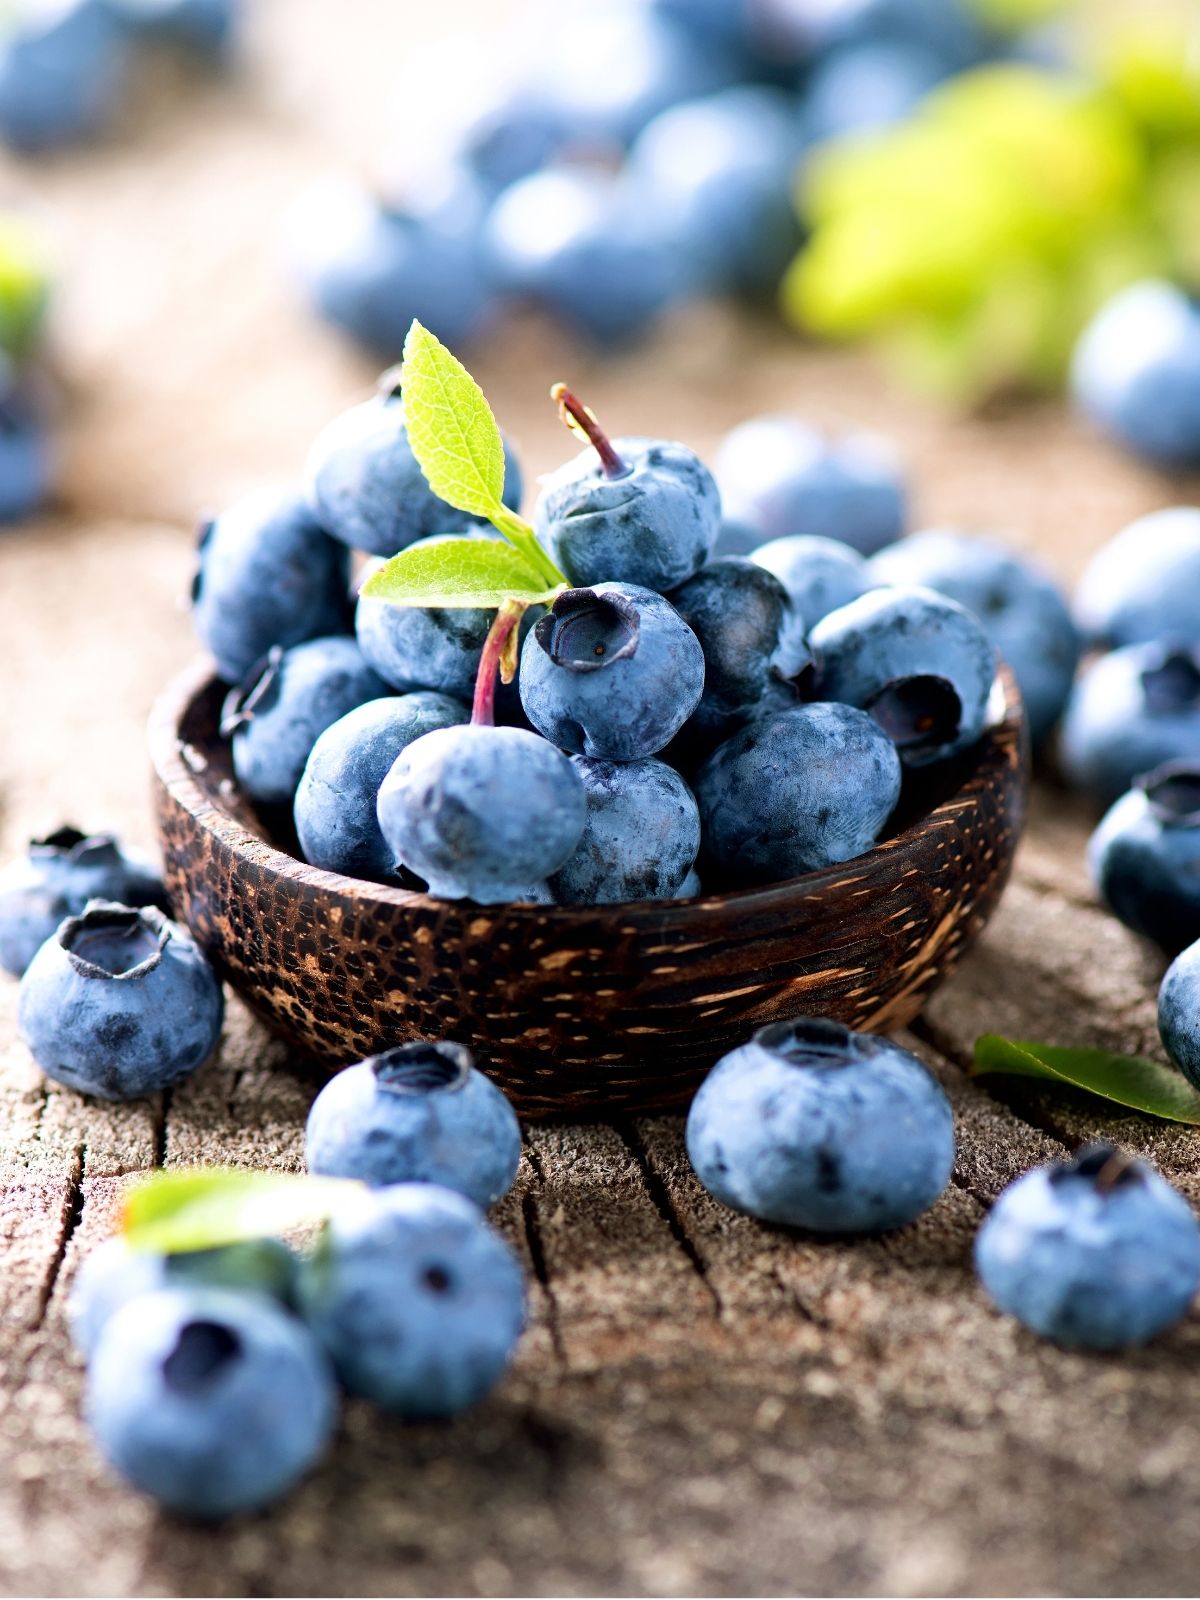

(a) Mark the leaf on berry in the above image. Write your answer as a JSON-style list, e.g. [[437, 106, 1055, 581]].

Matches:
[[122, 1168, 368, 1254], [361, 536, 561, 609], [400, 320, 508, 522], [972, 1034, 1200, 1124]]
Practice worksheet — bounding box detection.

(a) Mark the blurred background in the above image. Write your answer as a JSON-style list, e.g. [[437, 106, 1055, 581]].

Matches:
[[0, 0, 1197, 842]]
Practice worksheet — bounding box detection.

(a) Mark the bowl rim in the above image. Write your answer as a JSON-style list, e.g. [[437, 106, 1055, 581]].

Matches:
[[150, 656, 1025, 926]]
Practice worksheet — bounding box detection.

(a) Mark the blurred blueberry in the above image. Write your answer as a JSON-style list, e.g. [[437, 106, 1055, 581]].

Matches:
[[695, 703, 901, 885], [549, 756, 700, 903], [712, 517, 762, 558], [191, 488, 351, 686], [0, 388, 51, 521], [105, 0, 237, 56], [1072, 281, 1200, 469], [801, 41, 947, 144], [306, 1040, 521, 1205], [1060, 643, 1200, 807], [1089, 763, 1200, 955], [306, 383, 522, 558], [751, 533, 872, 634], [223, 637, 386, 805], [295, 692, 467, 881], [1160, 939, 1200, 1089], [0, 0, 131, 151], [1074, 506, 1200, 651], [868, 529, 1079, 745], [715, 414, 907, 554], [755, 0, 990, 70], [810, 585, 997, 767]]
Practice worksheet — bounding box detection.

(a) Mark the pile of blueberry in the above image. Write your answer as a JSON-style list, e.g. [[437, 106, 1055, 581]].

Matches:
[[288, 0, 1045, 353], [189, 365, 1064, 908], [0, 0, 238, 153]]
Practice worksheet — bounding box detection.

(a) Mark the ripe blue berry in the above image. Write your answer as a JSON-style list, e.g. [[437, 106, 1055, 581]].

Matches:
[[519, 584, 705, 762], [0, 0, 130, 151], [294, 692, 466, 881], [86, 1287, 335, 1518], [191, 488, 352, 685], [377, 724, 586, 903], [868, 530, 1079, 745], [1159, 939, 1200, 1090], [694, 703, 901, 886], [296, 1183, 525, 1417], [223, 636, 386, 805], [549, 757, 700, 904], [18, 902, 224, 1100], [68, 1235, 296, 1358], [809, 585, 997, 766], [715, 414, 907, 556], [0, 828, 164, 978], [305, 1041, 521, 1206], [751, 533, 872, 635], [306, 382, 522, 559], [975, 1145, 1200, 1349], [1089, 763, 1200, 954], [1074, 506, 1200, 651], [686, 1018, 954, 1232], [1061, 643, 1200, 807]]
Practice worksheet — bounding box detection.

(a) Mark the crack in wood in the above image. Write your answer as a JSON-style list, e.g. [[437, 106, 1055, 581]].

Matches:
[[33, 1142, 85, 1330], [619, 1122, 722, 1319], [520, 1135, 566, 1367], [151, 1086, 173, 1169]]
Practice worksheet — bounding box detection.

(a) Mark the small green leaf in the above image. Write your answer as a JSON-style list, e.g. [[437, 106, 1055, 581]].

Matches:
[[361, 537, 561, 609], [972, 1035, 1200, 1125], [401, 320, 507, 522], [122, 1168, 367, 1254]]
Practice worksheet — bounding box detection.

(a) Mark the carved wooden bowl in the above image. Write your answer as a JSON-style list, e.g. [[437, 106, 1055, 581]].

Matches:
[[150, 659, 1029, 1119]]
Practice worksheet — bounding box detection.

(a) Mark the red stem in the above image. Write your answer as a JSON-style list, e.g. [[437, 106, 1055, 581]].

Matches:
[[551, 383, 625, 478], [471, 601, 525, 727]]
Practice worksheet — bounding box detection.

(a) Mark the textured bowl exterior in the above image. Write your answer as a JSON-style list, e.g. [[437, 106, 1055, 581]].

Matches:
[[150, 660, 1028, 1118]]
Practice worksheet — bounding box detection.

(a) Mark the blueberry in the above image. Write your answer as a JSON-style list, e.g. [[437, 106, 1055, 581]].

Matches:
[[451, 79, 568, 191], [669, 558, 808, 742], [800, 41, 947, 144], [287, 180, 498, 358], [191, 488, 352, 685], [712, 517, 762, 558], [484, 166, 691, 346], [757, 0, 989, 69], [86, 1286, 335, 1518], [355, 547, 505, 701], [0, 388, 51, 521], [18, 902, 223, 1100], [626, 86, 801, 296], [305, 1041, 521, 1206], [751, 534, 873, 635], [975, 1145, 1200, 1349], [1060, 643, 1200, 807], [306, 382, 522, 559], [296, 1182, 525, 1418], [694, 703, 901, 886], [809, 585, 997, 766], [0, 828, 164, 979], [294, 692, 467, 881], [105, 0, 237, 56], [868, 530, 1079, 745], [715, 414, 907, 556], [549, 757, 700, 904], [68, 1235, 297, 1358], [1160, 939, 1200, 1090], [1074, 506, 1200, 651], [223, 637, 386, 805], [377, 724, 586, 904], [686, 1018, 954, 1231], [1088, 764, 1200, 954], [519, 584, 705, 762], [0, 0, 131, 151], [1071, 281, 1200, 468]]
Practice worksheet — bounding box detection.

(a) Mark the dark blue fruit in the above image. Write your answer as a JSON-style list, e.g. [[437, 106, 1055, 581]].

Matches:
[[1088, 763, 1200, 954], [549, 757, 700, 904]]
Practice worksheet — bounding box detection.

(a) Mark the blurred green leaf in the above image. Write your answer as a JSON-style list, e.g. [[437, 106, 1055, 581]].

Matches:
[[0, 212, 50, 357], [122, 1168, 365, 1254], [972, 1035, 1200, 1124]]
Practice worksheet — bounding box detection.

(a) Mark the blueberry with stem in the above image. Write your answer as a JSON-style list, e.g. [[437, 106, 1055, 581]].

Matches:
[[534, 384, 720, 594]]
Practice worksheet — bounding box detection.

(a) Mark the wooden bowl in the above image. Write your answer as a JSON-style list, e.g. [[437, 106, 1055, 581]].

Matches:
[[150, 659, 1029, 1118]]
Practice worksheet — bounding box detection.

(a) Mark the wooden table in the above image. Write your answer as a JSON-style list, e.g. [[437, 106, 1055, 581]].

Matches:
[[3, 4, 1200, 1592]]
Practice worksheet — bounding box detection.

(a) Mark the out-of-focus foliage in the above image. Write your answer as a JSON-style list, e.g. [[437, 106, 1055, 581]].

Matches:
[[0, 210, 50, 358], [783, 16, 1200, 401], [962, 0, 1065, 30]]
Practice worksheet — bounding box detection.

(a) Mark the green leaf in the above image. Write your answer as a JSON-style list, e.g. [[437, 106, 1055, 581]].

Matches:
[[400, 320, 508, 522], [122, 1168, 367, 1254], [972, 1035, 1200, 1125], [361, 536, 561, 609]]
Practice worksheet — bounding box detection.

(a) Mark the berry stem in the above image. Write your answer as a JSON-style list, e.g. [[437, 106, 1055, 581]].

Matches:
[[551, 383, 625, 478], [472, 599, 527, 728]]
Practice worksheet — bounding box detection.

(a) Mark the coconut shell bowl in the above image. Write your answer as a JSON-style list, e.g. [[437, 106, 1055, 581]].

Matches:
[[150, 659, 1029, 1120]]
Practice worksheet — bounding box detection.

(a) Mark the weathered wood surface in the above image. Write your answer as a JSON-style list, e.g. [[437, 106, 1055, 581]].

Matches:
[[3, 4, 1200, 1593]]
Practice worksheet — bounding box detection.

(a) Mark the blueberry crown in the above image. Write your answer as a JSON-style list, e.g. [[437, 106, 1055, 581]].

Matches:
[[30, 826, 121, 867], [1138, 761, 1200, 828], [59, 900, 169, 981], [538, 589, 640, 674], [370, 1040, 473, 1095], [1050, 1143, 1145, 1193], [866, 675, 961, 753], [756, 1016, 861, 1067], [1140, 650, 1200, 716], [161, 1319, 243, 1395]]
